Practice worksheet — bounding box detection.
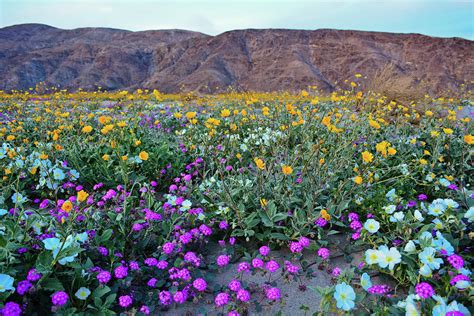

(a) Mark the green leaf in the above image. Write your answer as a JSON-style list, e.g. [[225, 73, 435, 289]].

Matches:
[[93, 286, 111, 299], [41, 278, 64, 291]]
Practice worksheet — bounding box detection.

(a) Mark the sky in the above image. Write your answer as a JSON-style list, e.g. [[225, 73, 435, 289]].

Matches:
[[0, 0, 473, 39]]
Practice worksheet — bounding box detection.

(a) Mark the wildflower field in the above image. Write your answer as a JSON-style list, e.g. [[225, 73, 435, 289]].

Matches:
[[0, 86, 473, 316]]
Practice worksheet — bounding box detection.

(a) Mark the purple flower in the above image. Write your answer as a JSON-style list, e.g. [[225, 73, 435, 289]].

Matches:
[[415, 282, 434, 299], [290, 241, 303, 253], [348, 212, 359, 222], [418, 194, 428, 201], [147, 278, 158, 287], [447, 254, 464, 269], [407, 200, 417, 208], [97, 271, 111, 284], [299, 236, 310, 248], [284, 261, 300, 274], [97, 246, 109, 257], [317, 247, 330, 260], [144, 258, 158, 267], [219, 220, 229, 230], [162, 242, 175, 254], [173, 291, 187, 304], [1, 302, 22, 316], [450, 274, 470, 286], [352, 232, 361, 240], [266, 260, 280, 273], [140, 305, 150, 315], [236, 289, 250, 302], [237, 262, 251, 273], [118, 295, 133, 308], [315, 218, 328, 227], [448, 184, 458, 191], [132, 223, 144, 231], [199, 224, 213, 236], [252, 258, 264, 269], [16, 280, 32, 296], [129, 261, 140, 271], [228, 279, 241, 291], [27, 269, 41, 282], [214, 292, 230, 307], [217, 255, 230, 267], [367, 284, 391, 296], [350, 220, 362, 231], [51, 291, 69, 306], [114, 266, 128, 279], [157, 260, 169, 269], [193, 278, 207, 292], [266, 287, 281, 301], [159, 291, 172, 305], [259, 246, 270, 256], [332, 267, 341, 277]]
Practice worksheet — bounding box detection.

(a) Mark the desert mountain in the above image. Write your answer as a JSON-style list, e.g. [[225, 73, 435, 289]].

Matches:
[[1, 24, 472, 93]]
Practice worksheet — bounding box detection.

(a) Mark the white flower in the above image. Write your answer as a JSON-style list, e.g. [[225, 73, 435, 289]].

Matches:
[[439, 178, 450, 187], [365, 249, 381, 265], [443, 199, 459, 209], [464, 207, 474, 223], [385, 189, 397, 201], [419, 264, 432, 277], [378, 246, 401, 270], [75, 287, 91, 300], [414, 210, 424, 222], [383, 205, 396, 214], [390, 211, 405, 222], [404, 240, 416, 253], [363, 219, 380, 234]]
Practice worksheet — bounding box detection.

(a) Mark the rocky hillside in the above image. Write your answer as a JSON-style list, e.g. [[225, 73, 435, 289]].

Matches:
[[1, 24, 472, 93]]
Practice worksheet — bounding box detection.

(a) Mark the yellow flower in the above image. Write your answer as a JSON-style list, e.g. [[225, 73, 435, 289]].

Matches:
[[40, 153, 48, 160], [236, 153, 242, 159], [281, 165, 293, 175], [369, 119, 381, 129], [376, 141, 390, 157], [355, 73, 362, 78], [419, 158, 428, 165], [82, 125, 93, 133], [260, 198, 267, 207], [186, 112, 197, 119], [135, 140, 141, 146], [320, 209, 331, 221], [174, 112, 183, 119], [431, 131, 439, 138], [121, 155, 128, 161], [387, 147, 396, 155], [6, 135, 15, 141], [220, 109, 231, 117], [319, 158, 325, 165], [77, 190, 89, 202], [254, 158, 265, 170], [425, 110, 433, 117], [464, 134, 474, 145], [354, 175, 363, 184], [362, 151, 373, 163], [139, 151, 149, 161], [102, 154, 110, 161], [61, 200, 73, 212], [443, 128, 453, 135]]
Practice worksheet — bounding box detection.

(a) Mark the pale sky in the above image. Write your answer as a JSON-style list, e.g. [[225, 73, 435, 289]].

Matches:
[[1, 0, 473, 39]]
